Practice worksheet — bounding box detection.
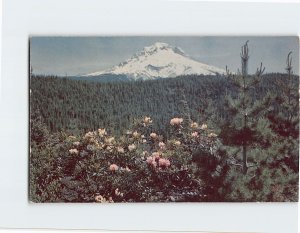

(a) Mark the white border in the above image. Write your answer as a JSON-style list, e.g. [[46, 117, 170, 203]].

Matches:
[[0, 0, 299, 232]]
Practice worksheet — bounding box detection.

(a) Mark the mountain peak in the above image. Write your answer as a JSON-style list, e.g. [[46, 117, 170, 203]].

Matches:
[[83, 42, 225, 80], [139, 42, 187, 57], [147, 42, 170, 50]]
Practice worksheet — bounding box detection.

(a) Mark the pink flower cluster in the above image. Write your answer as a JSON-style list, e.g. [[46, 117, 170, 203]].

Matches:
[[191, 131, 199, 138], [170, 117, 183, 126], [146, 156, 157, 167], [159, 142, 166, 150], [69, 148, 79, 155], [146, 154, 171, 168], [158, 158, 171, 167], [109, 164, 119, 171]]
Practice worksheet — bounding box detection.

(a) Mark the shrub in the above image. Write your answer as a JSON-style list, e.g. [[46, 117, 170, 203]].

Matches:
[[30, 117, 223, 202]]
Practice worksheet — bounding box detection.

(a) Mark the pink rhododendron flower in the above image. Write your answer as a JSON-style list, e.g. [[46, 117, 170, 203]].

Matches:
[[146, 156, 157, 167], [109, 164, 119, 171], [69, 148, 79, 155], [158, 158, 171, 167], [170, 117, 183, 126], [146, 156, 154, 164], [151, 160, 157, 167], [159, 142, 166, 149], [191, 131, 199, 137], [150, 132, 157, 139], [95, 195, 105, 202]]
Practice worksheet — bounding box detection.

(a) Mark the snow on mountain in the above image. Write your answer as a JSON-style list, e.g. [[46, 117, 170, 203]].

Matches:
[[82, 42, 225, 80]]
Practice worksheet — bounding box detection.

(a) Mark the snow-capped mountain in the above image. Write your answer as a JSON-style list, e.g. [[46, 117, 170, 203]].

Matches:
[[82, 42, 225, 80]]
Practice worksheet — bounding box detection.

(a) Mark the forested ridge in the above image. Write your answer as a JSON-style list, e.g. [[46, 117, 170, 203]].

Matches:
[[30, 73, 295, 137]]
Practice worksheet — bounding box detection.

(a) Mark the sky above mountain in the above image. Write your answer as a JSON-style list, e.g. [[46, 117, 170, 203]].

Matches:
[[30, 36, 299, 76], [83, 42, 226, 79]]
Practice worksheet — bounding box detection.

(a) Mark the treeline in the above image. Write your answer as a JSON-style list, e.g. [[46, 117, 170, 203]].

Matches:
[[30, 73, 297, 138]]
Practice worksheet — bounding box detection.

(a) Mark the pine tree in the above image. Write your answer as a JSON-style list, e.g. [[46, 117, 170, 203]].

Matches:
[[269, 52, 299, 172], [222, 41, 273, 175]]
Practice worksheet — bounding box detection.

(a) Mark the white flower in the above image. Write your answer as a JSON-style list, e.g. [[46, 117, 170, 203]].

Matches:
[[84, 131, 94, 140], [200, 124, 208, 130], [143, 116, 153, 125], [174, 140, 181, 146], [142, 151, 148, 156], [208, 132, 217, 138], [105, 137, 115, 144], [117, 147, 125, 153], [128, 144, 136, 151], [98, 128, 107, 137], [190, 122, 198, 128], [132, 131, 139, 138], [73, 141, 80, 146]]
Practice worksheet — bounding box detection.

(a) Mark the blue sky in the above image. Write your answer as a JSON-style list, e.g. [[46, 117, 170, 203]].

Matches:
[[30, 36, 299, 76]]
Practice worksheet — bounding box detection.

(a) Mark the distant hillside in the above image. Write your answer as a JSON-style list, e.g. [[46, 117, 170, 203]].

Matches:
[[30, 73, 298, 137]]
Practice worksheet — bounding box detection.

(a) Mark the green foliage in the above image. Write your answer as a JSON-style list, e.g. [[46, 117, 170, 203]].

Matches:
[[219, 43, 299, 201], [30, 74, 234, 137], [30, 73, 295, 138], [29, 117, 223, 202]]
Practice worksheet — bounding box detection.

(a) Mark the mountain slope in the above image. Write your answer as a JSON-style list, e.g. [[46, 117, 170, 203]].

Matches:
[[82, 42, 225, 80]]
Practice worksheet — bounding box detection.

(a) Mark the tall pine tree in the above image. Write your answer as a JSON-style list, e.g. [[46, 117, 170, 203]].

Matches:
[[222, 41, 273, 175], [268, 52, 299, 172]]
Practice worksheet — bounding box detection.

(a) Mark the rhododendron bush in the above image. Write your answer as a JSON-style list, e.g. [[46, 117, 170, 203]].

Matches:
[[30, 116, 224, 202]]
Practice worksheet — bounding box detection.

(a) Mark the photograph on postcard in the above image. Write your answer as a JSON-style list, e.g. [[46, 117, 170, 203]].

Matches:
[[29, 36, 299, 203]]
